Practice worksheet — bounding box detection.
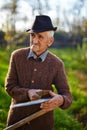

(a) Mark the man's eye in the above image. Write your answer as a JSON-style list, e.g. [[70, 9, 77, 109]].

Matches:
[[31, 34, 35, 38], [39, 35, 43, 39]]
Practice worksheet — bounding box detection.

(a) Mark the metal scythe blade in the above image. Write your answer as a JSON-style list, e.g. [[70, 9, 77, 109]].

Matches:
[[11, 98, 50, 108]]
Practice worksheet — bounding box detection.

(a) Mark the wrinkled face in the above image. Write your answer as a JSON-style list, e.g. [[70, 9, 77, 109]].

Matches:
[[30, 32, 54, 56]]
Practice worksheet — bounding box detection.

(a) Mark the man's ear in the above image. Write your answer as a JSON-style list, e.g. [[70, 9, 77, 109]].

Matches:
[[48, 37, 54, 47]]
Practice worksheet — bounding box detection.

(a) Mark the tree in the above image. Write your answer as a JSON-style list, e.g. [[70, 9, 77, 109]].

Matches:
[[1, 0, 20, 34], [82, 18, 87, 36], [24, 0, 50, 16], [70, 0, 86, 32]]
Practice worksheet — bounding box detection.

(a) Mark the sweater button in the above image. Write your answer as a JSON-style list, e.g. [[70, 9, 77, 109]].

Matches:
[[34, 68, 37, 71], [31, 80, 34, 83]]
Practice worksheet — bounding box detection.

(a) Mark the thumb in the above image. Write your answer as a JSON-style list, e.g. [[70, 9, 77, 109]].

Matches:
[[49, 91, 56, 97]]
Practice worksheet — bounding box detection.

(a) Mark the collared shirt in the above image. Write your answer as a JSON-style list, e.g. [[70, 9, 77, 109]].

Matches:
[[27, 49, 48, 62]]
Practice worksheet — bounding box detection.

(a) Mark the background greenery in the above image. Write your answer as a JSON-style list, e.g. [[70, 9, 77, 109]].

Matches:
[[0, 43, 87, 130]]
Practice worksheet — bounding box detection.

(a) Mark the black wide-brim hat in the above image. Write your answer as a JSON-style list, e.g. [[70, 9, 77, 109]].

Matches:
[[26, 15, 57, 33]]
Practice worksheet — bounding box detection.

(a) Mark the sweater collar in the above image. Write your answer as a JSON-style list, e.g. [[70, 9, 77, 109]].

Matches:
[[27, 49, 48, 62]]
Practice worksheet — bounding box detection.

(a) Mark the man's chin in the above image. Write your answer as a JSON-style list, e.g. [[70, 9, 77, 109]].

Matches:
[[33, 46, 39, 52], [32, 49, 40, 55]]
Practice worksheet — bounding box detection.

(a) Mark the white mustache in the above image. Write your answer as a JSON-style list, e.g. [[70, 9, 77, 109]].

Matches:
[[29, 44, 34, 49]]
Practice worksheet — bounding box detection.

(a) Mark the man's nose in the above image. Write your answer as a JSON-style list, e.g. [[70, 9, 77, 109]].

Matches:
[[33, 37, 39, 43]]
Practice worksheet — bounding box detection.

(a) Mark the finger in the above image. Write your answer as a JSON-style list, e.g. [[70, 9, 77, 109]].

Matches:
[[49, 91, 56, 97], [40, 102, 49, 108], [40, 101, 55, 109], [31, 94, 41, 100], [40, 103, 57, 112]]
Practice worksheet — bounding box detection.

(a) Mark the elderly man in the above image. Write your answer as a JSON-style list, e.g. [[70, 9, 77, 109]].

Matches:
[[5, 15, 72, 130]]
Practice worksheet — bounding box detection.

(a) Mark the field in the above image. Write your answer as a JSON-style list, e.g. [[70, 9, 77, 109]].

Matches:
[[0, 44, 87, 130]]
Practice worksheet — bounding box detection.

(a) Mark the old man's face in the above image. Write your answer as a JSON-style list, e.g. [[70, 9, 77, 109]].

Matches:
[[30, 32, 54, 56]]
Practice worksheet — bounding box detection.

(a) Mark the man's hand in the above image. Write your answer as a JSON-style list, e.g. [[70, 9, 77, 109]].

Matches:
[[40, 91, 64, 112], [28, 89, 50, 101]]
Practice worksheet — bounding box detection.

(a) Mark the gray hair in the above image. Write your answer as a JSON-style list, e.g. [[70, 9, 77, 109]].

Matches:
[[47, 31, 54, 38]]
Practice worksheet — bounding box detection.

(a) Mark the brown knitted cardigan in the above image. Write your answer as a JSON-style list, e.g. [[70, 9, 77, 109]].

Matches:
[[5, 47, 72, 130]]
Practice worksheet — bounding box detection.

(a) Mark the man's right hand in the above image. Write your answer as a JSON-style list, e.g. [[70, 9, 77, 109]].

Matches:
[[28, 89, 50, 101]]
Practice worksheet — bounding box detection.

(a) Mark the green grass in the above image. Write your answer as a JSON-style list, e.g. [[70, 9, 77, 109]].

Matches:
[[0, 44, 87, 130], [50, 44, 87, 72], [54, 109, 83, 130]]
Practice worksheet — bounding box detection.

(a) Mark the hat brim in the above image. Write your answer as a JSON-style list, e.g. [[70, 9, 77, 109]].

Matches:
[[26, 27, 57, 33]]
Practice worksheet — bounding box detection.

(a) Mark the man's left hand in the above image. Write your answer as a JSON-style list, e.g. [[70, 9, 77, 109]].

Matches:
[[40, 91, 64, 112]]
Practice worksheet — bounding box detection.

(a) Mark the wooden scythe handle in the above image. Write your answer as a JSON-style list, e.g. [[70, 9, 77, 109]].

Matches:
[[4, 109, 47, 130]]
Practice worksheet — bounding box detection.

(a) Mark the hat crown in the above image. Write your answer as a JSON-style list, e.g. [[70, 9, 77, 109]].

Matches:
[[27, 15, 57, 33]]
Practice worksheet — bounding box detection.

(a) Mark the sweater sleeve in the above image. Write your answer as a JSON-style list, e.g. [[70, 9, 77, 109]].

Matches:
[[54, 61, 72, 109], [5, 51, 29, 103]]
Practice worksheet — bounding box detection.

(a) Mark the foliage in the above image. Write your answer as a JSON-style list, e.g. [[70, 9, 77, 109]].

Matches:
[[0, 30, 7, 48], [50, 43, 87, 72], [54, 109, 83, 130]]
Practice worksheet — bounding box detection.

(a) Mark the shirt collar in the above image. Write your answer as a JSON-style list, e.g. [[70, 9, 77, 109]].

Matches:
[[27, 49, 48, 62]]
